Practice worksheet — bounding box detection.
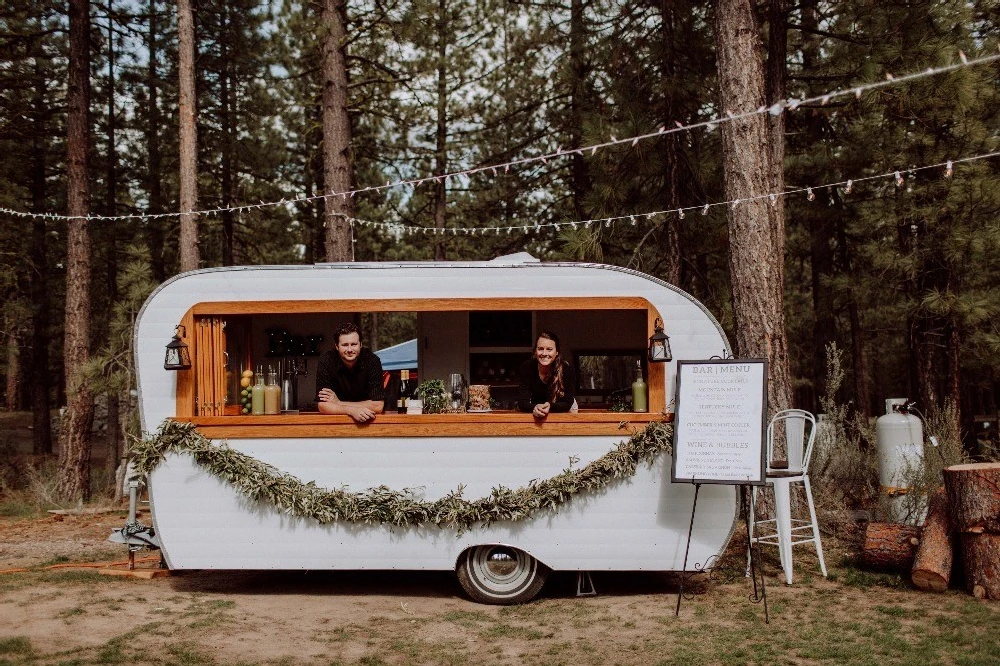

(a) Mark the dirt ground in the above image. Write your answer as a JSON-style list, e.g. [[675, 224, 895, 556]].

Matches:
[[0, 509, 779, 664], [3, 509, 1000, 666]]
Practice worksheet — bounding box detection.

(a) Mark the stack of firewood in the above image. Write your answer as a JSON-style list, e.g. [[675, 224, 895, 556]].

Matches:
[[861, 462, 1000, 599]]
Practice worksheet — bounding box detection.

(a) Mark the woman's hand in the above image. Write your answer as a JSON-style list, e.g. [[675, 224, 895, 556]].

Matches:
[[532, 402, 551, 419], [318, 388, 337, 403]]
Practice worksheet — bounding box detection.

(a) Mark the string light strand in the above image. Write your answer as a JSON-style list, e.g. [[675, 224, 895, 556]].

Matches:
[[1, 51, 997, 224], [344, 151, 1000, 236]]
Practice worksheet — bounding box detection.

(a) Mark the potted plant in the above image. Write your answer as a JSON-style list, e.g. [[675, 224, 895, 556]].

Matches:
[[414, 379, 448, 414]]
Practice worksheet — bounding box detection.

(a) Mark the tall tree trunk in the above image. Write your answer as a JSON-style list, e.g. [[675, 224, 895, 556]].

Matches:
[[146, 0, 165, 281], [568, 0, 592, 221], [5, 331, 20, 411], [765, 0, 788, 237], [658, 0, 681, 285], [713, 0, 792, 413], [308, 101, 325, 263], [220, 3, 236, 266], [29, 23, 53, 454], [104, 6, 122, 495], [59, 0, 95, 502], [432, 0, 448, 261], [321, 0, 354, 262], [177, 0, 200, 272]]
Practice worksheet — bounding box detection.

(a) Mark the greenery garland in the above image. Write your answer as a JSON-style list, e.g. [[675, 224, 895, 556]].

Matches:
[[132, 419, 673, 530]]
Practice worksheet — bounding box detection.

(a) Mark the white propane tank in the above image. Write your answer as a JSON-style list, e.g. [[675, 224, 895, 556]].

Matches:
[[875, 398, 925, 524]]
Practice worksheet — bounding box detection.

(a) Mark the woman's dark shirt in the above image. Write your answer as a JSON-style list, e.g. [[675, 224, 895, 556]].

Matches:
[[315, 348, 385, 403], [516, 358, 576, 413]]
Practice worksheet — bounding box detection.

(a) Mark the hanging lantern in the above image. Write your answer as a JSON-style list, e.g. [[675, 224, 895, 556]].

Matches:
[[648, 318, 672, 363], [164, 325, 192, 370]]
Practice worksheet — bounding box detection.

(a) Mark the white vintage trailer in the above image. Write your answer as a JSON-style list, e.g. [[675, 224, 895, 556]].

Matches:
[[131, 256, 738, 604]]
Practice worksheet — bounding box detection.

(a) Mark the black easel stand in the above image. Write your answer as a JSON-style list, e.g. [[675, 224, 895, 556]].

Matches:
[[675, 483, 701, 616], [744, 484, 769, 624], [675, 483, 769, 623]]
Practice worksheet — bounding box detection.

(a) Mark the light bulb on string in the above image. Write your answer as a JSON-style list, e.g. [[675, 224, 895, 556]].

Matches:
[[945, 161, 953, 178], [807, 187, 815, 202], [678, 208, 685, 219], [845, 179, 853, 194], [702, 204, 709, 216], [895, 171, 904, 187]]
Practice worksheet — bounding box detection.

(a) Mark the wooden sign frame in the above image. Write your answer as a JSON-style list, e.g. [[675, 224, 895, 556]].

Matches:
[[671, 359, 768, 485]]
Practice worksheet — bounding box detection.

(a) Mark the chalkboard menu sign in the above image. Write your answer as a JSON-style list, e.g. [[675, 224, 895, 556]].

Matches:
[[671, 359, 768, 485]]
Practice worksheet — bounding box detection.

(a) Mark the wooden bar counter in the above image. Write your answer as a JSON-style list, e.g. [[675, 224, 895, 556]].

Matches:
[[176, 410, 672, 439]]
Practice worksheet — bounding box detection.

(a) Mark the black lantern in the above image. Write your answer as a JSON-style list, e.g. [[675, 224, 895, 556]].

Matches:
[[648, 318, 672, 363], [164, 324, 192, 370]]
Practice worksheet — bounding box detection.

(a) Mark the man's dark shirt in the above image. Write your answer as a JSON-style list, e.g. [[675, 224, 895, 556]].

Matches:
[[516, 359, 576, 413], [315, 348, 385, 403]]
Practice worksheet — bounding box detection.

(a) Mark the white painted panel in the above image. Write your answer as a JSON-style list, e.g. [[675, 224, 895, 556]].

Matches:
[[149, 435, 736, 571], [136, 262, 736, 572]]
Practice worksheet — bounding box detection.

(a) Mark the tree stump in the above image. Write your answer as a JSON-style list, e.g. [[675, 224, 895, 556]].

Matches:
[[959, 533, 1000, 600], [943, 463, 1000, 533], [862, 522, 921, 570], [945, 463, 1000, 599], [911, 488, 953, 592]]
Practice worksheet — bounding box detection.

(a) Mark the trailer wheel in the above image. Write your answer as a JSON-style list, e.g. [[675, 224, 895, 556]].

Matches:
[[456, 545, 549, 605]]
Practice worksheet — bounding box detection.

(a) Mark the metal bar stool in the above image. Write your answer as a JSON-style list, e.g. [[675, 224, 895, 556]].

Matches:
[[748, 409, 827, 584]]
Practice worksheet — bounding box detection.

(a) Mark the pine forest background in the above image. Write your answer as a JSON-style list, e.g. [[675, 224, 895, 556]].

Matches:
[[1, 1, 999, 499]]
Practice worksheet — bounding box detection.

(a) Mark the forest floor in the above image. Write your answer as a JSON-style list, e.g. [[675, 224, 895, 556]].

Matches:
[[1, 509, 999, 666]]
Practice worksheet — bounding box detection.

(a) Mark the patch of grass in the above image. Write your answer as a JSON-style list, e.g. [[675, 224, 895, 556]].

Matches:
[[875, 604, 909, 617], [481, 623, 550, 640], [34, 570, 106, 585], [442, 609, 491, 627], [58, 606, 86, 619], [840, 566, 909, 590], [164, 641, 216, 665], [185, 598, 236, 612], [0, 499, 42, 518], [357, 656, 387, 666], [0, 636, 33, 657]]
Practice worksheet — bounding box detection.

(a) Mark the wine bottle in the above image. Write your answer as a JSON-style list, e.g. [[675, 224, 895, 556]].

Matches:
[[632, 361, 648, 413], [397, 369, 410, 414]]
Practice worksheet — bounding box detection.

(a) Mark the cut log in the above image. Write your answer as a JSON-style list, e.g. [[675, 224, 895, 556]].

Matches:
[[959, 532, 1000, 600], [862, 522, 921, 570], [943, 463, 1000, 534], [911, 488, 953, 592]]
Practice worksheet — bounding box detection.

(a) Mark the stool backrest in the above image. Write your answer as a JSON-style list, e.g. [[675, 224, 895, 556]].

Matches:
[[767, 409, 817, 474]]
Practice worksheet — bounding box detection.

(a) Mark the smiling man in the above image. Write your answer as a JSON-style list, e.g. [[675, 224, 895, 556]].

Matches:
[[315, 322, 385, 422]]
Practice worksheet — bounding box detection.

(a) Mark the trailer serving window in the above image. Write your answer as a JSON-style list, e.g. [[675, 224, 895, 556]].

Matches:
[[173, 297, 670, 438]]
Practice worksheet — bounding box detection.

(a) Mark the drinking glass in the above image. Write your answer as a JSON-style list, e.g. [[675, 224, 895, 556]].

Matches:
[[449, 373, 466, 412]]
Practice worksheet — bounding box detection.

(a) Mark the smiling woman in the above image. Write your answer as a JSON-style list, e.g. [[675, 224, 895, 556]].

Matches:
[[517, 331, 576, 418]]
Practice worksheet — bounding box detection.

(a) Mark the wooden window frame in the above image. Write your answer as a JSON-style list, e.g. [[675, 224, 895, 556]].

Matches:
[[174, 297, 669, 438]]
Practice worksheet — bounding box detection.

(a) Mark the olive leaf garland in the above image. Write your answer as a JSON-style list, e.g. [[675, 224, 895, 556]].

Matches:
[[132, 419, 673, 529]]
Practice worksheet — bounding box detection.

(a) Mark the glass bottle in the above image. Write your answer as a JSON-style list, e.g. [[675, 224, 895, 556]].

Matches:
[[631, 361, 648, 413], [251, 364, 266, 415], [397, 369, 410, 414], [264, 366, 281, 415]]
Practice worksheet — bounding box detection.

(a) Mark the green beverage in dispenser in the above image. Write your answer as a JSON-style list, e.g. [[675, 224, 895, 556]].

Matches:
[[251, 364, 266, 415]]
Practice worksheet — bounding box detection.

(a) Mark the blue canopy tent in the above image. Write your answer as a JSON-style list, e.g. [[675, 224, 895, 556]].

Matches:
[[375, 338, 418, 371]]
